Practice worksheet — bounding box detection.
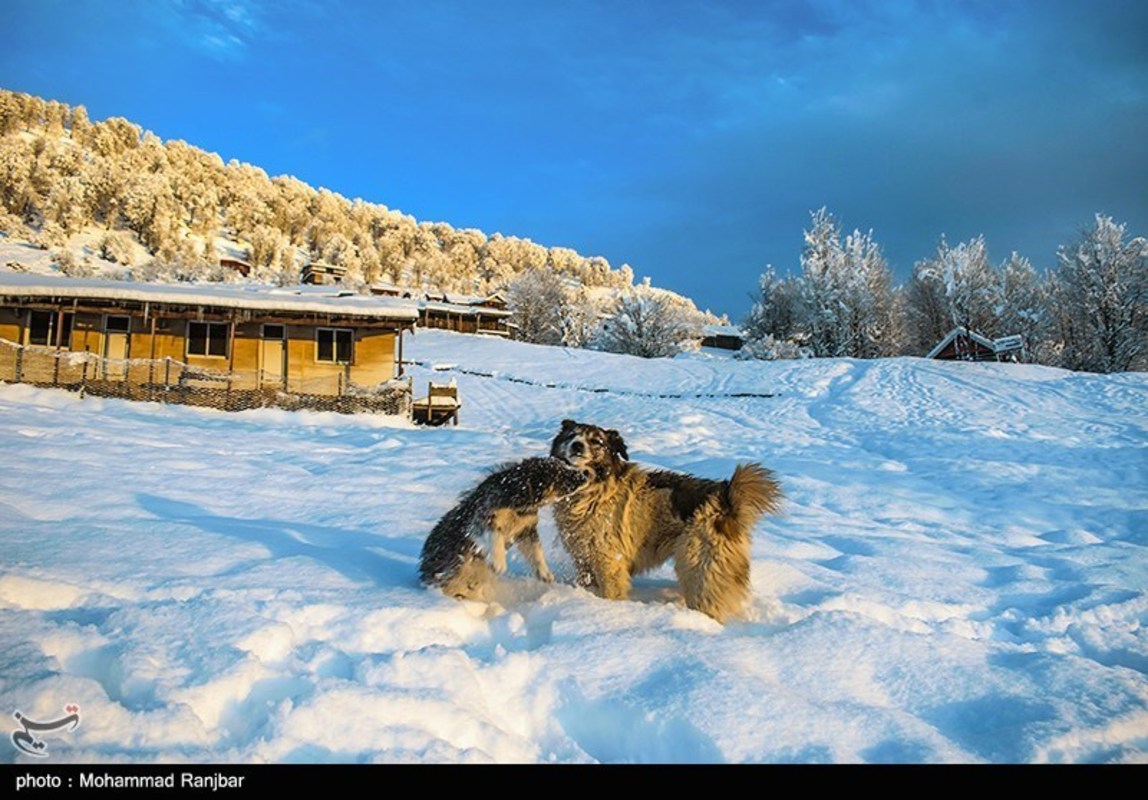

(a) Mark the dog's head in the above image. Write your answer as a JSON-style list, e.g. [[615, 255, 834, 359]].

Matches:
[[549, 419, 628, 479]]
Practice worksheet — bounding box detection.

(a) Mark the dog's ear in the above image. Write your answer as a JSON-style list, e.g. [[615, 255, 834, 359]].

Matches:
[[606, 428, 629, 461], [560, 419, 577, 431]]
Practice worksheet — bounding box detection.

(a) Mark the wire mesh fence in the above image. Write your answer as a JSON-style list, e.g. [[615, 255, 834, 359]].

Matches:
[[0, 339, 412, 416]]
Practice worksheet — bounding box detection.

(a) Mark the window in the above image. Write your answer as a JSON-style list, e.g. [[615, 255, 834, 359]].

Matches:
[[316, 328, 353, 363], [104, 315, 130, 334], [187, 321, 230, 358], [261, 324, 285, 340], [27, 310, 74, 347]]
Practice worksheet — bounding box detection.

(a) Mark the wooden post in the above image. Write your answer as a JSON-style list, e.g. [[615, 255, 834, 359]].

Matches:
[[397, 327, 404, 377], [79, 347, 89, 398], [148, 313, 157, 398], [227, 321, 236, 370], [52, 305, 64, 385]]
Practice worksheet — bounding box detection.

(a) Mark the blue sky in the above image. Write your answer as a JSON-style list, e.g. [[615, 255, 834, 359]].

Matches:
[[2, 0, 1145, 318]]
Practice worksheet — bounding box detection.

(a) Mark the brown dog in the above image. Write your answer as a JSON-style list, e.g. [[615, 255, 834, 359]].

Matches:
[[549, 419, 782, 623]]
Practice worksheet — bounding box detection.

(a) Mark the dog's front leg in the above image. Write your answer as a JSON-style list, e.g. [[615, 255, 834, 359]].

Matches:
[[593, 559, 632, 601], [515, 525, 555, 583], [491, 534, 510, 574]]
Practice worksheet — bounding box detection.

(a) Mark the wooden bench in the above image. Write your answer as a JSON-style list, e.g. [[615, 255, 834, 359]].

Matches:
[[412, 379, 461, 426]]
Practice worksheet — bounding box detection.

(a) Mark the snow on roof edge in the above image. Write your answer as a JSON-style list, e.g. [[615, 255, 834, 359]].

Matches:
[[0, 272, 419, 321]]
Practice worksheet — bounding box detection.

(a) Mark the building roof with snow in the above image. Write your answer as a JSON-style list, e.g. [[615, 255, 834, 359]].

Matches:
[[0, 272, 419, 323], [927, 327, 1023, 362]]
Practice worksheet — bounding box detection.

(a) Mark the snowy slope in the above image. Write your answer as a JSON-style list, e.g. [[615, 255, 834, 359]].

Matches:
[[1, 330, 1146, 764]]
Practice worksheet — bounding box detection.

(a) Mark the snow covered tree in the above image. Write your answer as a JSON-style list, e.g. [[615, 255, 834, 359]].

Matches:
[[43, 100, 68, 137], [88, 116, 142, 158], [797, 207, 844, 357], [0, 91, 22, 136], [33, 221, 68, 249], [840, 226, 898, 357], [508, 267, 567, 345], [594, 280, 705, 358], [776, 208, 899, 358], [68, 104, 92, 145], [902, 261, 952, 354], [51, 247, 91, 276], [917, 235, 1002, 334], [44, 175, 87, 235], [0, 135, 36, 218], [98, 230, 137, 265], [1047, 214, 1147, 373], [903, 235, 1004, 354], [560, 285, 605, 349], [741, 265, 804, 355], [997, 252, 1047, 363]]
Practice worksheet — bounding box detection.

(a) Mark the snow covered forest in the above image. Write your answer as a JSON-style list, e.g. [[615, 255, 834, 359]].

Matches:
[[0, 90, 646, 297], [743, 209, 1147, 375]]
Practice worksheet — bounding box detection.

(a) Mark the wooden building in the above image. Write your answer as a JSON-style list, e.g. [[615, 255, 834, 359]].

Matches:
[[218, 257, 252, 278], [700, 324, 745, 351], [368, 284, 513, 336], [927, 327, 1024, 363], [0, 273, 419, 413], [301, 261, 347, 286], [418, 292, 512, 337]]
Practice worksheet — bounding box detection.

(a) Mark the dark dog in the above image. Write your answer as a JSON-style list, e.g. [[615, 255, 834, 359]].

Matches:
[[549, 419, 782, 622], [419, 456, 589, 601]]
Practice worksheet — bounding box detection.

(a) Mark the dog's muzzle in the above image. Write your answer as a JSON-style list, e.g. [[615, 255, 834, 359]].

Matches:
[[553, 436, 593, 474]]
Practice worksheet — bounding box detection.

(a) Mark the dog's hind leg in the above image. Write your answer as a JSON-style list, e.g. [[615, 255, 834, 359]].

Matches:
[[675, 519, 751, 624]]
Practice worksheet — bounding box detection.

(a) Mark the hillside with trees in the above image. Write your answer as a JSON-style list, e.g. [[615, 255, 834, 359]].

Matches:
[[0, 89, 722, 358], [0, 89, 644, 293]]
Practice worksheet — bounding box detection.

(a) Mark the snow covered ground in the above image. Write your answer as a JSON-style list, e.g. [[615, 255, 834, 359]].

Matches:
[[1, 329, 1145, 764]]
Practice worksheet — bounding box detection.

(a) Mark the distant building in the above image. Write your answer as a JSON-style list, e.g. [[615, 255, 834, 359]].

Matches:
[[927, 327, 1024, 362], [301, 261, 347, 286], [218, 257, 252, 278], [369, 285, 513, 336], [701, 324, 745, 351]]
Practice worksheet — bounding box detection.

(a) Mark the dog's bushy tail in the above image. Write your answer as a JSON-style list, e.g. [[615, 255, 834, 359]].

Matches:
[[724, 462, 783, 536]]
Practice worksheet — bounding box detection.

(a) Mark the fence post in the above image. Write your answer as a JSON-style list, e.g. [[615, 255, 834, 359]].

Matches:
[[80, 348, 89, 398], [14, 343, 22, 383], [164, 357, 171, 404]]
